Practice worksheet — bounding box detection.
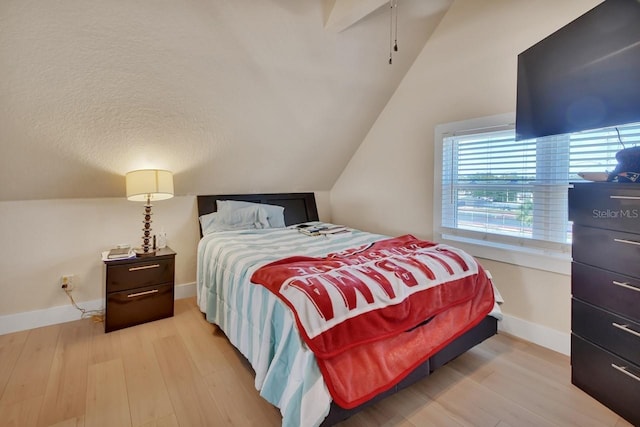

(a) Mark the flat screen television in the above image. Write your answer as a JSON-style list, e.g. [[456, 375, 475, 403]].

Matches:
[[515, 0, 640, 141]]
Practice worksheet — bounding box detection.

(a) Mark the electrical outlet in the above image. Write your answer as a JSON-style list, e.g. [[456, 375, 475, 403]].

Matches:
[[61, 274, 74, 291]]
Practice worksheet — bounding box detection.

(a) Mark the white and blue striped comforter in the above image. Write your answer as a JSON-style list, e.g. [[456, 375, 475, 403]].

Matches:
[[196, 224, 387, 427]]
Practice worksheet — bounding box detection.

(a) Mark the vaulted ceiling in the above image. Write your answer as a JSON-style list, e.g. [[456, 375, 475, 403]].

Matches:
[[0, 0, 452, 201]]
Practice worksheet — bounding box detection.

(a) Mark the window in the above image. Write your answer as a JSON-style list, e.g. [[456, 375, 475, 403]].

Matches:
[[434, 113, 640, 274]]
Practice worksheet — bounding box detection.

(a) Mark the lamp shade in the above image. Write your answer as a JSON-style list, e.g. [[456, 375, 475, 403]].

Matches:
[[125, 169, 174, 202]]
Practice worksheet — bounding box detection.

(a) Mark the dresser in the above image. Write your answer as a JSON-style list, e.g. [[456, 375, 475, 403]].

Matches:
[[104, 247, 176, 332], [569, 183, 640, 425]]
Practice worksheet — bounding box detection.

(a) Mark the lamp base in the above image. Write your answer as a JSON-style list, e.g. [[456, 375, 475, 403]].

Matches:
[[138, 196, 154, 255], [134, 248, 156, 257]]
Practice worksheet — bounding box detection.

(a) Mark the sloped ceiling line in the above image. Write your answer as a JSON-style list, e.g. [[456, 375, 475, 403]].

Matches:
[[324, 0, 388, 32]]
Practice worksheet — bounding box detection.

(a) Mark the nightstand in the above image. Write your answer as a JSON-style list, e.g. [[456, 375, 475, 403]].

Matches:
[[104, 247, 176, 333]]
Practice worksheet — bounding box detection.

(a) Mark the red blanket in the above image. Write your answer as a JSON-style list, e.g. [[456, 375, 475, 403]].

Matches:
[[250, 235, 495, 408]]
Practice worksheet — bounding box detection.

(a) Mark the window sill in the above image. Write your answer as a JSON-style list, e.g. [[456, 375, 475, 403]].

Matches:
[[437, 233, 571, 275]]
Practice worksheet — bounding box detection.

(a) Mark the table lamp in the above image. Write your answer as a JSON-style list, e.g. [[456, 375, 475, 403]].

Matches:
[[125, 169, 174, 255]]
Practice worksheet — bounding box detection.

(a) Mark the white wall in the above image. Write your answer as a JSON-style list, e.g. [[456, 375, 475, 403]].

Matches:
[[331, 0, 602, 349], [0, 191, 331, 332], [0, 196, 199, 317]]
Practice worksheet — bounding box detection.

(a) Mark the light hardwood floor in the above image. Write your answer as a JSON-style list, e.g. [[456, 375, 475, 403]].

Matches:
[[0, 298, 633, 427]]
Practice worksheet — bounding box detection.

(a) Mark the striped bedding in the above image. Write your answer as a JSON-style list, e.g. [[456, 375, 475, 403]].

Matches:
[[196, 224, 502, 427], [197, 224, 387, 426]]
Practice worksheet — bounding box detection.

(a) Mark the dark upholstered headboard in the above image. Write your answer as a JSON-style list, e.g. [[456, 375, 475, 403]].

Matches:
[[196, 192, 319, 237]]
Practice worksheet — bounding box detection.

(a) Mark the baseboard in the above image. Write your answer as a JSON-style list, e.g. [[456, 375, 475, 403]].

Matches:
[[1, 284, 570, 356], [498, 313, 570, 356], [0, 281, 197, 336], [174, 281, 197, 299]]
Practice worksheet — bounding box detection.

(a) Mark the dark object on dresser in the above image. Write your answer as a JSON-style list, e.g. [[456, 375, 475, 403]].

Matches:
[[608, 146, 640, 183], [569, 183, 640, 425], [104, 247, 176, 332]]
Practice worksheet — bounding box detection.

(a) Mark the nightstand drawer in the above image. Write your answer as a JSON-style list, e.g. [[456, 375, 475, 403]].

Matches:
[[572, 298, 640, 366], [572, 224, 640, 278], [572, 262, 640, 322], [569, 183, 640, 233], [571, 334, 640, 426], [105, 282, 174, 332], [106, 258, 174, 292]]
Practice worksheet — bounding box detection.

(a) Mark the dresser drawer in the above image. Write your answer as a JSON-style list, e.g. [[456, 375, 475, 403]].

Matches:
[[572, 298, 640, 366], [571, 334, 640, 426], [572, 262, 640, 322], [569, 183, 640, 233], [106, 258, 174, 292], [105, 282, 174, 332], [572, 224, 640, 278]]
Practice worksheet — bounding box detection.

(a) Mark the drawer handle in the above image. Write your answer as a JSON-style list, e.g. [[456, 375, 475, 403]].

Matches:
[[611, 364, 640, 383], [127, 289, 159, 298], [612, 280, 640, 292], [613, 238, 640, 247], [612, 322, 640, 338], [129, 264, 160, 272], [610, 195, 640, 200]]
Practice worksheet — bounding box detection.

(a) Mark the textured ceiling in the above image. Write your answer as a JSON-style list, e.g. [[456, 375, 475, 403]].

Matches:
[[0, 0, 451, 201]]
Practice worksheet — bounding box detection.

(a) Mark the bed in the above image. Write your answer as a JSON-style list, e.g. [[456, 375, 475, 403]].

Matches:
[[196, 192, 501, 426]]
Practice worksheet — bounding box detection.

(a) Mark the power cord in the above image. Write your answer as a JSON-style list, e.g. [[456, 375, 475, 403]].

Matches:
[[63, 288, 104, 323]]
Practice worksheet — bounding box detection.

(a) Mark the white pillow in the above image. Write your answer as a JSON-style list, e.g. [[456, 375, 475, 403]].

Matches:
[[199, 205, 269, 234], [218, 204, 269, 228], [216, 200, 286, 228], [199, 212, 219, 235]]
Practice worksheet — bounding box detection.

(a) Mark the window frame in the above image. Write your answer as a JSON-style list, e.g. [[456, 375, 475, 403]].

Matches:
[[433, 113, 571, 275]]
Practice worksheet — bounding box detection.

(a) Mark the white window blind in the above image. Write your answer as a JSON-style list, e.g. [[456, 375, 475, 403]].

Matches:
[[440, 121, 640, 253]]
